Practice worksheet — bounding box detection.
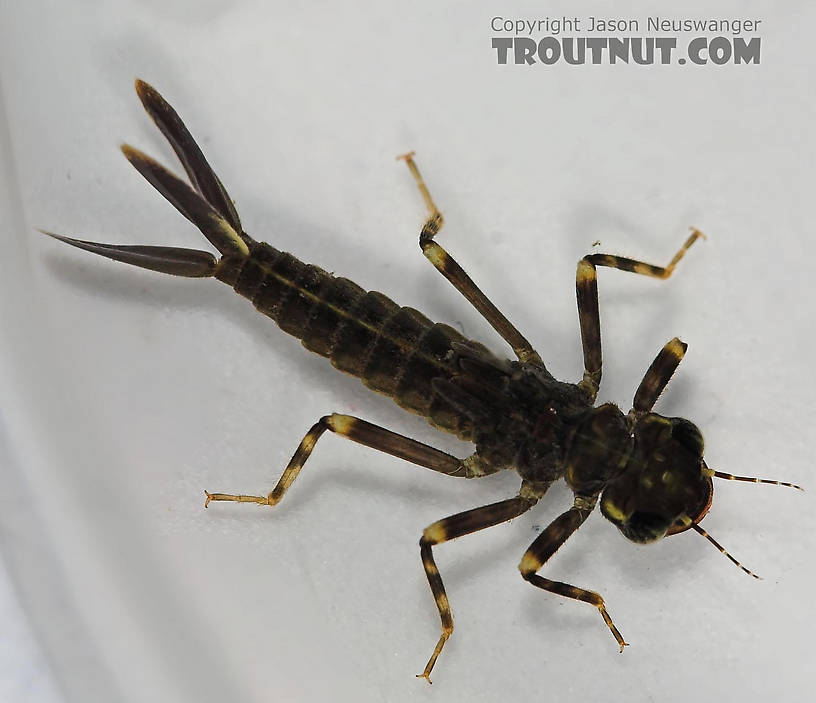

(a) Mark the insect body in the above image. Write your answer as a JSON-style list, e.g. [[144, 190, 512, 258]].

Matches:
[[47, 80, 801, 682]]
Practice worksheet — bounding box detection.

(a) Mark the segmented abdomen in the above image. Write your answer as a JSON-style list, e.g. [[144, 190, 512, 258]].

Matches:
[[215, 242, 484, 438]]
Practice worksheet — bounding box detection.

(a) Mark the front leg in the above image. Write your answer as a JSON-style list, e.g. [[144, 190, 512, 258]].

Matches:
[[632, 337, 688, 414], [398, 152, 542, 365], [518, 495, 628, 651]]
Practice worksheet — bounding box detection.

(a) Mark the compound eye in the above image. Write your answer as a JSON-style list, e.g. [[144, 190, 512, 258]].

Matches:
[[620, 511, 671, 543], [670, 418, 705, 458]]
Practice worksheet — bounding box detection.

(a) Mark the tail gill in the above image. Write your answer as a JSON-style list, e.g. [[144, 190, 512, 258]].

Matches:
[[45, 79, 253, 277]]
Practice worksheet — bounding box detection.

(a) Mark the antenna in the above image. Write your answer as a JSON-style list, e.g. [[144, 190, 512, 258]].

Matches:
[[692, 523, 761, 579], [710, 470, 802, 491]]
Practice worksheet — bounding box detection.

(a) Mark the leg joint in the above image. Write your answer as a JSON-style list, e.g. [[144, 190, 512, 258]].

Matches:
[[421, 522, 447, 546], [421, 240, 449, 270], [576, 257, 597, 280], [419, 213, 443, 243], [323, 413, 354, 434], [518, 551, 541, 578]]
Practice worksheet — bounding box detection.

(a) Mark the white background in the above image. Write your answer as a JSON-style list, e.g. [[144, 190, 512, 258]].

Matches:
[[0, 1, 813, 701]]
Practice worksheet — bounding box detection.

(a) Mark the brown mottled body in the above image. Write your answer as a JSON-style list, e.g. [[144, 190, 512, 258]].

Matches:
[[47, 80, 801, 684], [214, 242, 498, 440]]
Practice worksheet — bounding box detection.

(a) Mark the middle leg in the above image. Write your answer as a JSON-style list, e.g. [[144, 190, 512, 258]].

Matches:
[[576, 229, 704, 399], [417, 488, 543, 683]]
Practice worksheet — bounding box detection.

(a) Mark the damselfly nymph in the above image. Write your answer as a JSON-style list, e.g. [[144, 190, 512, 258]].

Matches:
[[45, 80, 801, 682]]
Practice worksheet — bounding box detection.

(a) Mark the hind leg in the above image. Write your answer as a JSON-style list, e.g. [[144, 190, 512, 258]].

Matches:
[[399, 153, 542, 365], [205, 413, 498, 508]]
